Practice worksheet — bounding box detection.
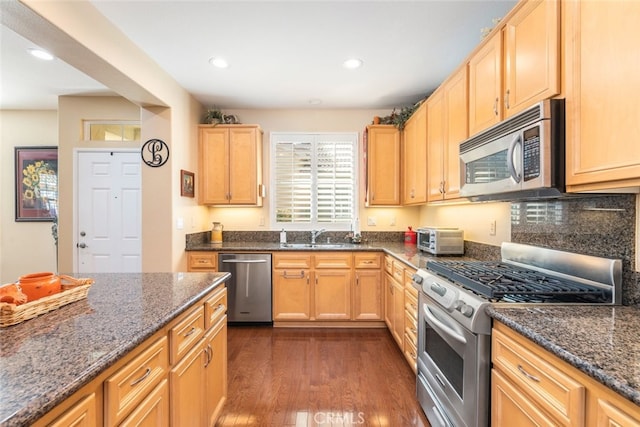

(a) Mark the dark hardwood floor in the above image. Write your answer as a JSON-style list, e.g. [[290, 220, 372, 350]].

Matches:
[[216, 326, 430, 427]]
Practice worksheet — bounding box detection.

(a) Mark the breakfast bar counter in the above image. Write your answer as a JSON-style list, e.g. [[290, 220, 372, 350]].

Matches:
[[0, 272, 230, 427]]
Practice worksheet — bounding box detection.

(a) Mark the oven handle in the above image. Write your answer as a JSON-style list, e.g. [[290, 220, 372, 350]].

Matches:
[[423, 304, 467, 345], [507, 133, 522, 183]]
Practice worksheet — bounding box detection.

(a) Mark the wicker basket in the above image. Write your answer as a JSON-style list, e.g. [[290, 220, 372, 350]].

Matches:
[[0, 275, 94, 327]]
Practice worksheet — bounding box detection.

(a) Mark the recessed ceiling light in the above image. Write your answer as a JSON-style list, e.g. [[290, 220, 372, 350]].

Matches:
[[343, 58, 363, 69], [28, 48, 54, 61], [209, 57, 229, 68]]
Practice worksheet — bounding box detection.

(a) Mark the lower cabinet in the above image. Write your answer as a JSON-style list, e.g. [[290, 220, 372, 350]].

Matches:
[[273, 252, 382, 324], [35, 286, 228, 427], [492, 321, 640, 427]]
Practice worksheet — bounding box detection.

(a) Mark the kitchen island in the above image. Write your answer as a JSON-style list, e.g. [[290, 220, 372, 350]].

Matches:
[[0, 272, 230, 427]]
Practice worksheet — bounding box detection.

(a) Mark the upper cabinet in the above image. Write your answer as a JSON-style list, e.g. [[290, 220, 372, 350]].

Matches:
[[402, 102, 428, 205], [468, 0, 560, 137], [427, 66, 468, 202], [366, 125, 401, 206], [199, 125, 263, 205], [564, 0, 640, 192]]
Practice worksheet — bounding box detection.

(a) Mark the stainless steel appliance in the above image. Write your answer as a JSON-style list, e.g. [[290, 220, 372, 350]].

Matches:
[[460, 98, 565, 202], [416, 227, 464, 255], [218, 253, 272, 324], [414, 242, 621, 427]]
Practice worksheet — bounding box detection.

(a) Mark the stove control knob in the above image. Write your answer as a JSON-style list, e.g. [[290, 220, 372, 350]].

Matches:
[[412, 274, 423, 285], [430, 283, 447, 297], [455, 301, 474, 317]]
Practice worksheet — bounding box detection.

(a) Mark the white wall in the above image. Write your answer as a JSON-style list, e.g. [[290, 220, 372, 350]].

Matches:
[[0, 110, 58, 283], [205, 108, 422, 232]]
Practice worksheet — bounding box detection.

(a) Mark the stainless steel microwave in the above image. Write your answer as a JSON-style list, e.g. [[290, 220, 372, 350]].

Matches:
[[459, 98, 565, 202]]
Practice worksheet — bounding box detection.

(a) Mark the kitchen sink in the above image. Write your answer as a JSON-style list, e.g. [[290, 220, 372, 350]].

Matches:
[[280, 243, 346, 249]]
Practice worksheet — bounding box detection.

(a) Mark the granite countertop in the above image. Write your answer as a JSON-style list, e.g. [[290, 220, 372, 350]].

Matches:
[[487, 305, 640, 406], [186, 240, 471, 271], [0, 272, 230, 427]]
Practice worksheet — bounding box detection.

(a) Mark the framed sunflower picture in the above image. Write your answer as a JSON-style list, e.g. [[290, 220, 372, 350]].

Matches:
[[15, 146, 58, 222]]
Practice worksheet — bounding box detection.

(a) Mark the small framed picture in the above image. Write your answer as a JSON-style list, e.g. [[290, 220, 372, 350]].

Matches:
[[15, 146, 58, 222], [180, 169, 195, 198]]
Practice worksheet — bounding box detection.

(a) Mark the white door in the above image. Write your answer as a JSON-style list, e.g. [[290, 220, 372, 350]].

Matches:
[[76, 151, 142, 273]]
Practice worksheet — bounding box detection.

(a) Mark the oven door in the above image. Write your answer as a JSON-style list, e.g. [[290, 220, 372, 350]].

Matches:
[[417, 292, 490, 427]]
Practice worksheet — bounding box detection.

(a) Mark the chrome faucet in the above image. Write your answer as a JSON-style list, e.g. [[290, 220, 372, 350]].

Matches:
[[311, 229, 326, 245]]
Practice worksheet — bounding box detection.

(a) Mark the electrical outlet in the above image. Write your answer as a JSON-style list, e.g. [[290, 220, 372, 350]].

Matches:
[[390, 216, 396, 226], [259, 216, 265, 226], [367, 216, 377, 226], [176, 217, 184, 230], [489, 220, 496, 236]]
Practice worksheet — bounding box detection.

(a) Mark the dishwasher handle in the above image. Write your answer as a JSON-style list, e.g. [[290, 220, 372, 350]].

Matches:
[[222, 259, 267, 264]]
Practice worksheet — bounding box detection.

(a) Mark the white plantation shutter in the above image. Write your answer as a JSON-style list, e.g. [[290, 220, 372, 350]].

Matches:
[[271, 132, 357, 228]]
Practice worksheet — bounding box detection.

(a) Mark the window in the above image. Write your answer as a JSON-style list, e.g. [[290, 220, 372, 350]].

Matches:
[[83, 120, 141, 141], [271, 132, 358, 229]]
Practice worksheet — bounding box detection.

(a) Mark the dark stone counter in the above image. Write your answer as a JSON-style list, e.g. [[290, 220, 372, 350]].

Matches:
[[0, 272, 230, 427], [487, 305, 640, 406]]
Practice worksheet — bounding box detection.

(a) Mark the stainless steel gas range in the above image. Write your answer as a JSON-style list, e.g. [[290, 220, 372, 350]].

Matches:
[[413, 242, 622, 427]]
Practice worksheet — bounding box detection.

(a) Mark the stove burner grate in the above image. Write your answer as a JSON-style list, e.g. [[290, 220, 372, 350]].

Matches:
[[427, 260, 609, 303]]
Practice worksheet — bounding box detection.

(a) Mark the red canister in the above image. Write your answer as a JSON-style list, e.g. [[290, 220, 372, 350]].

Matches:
[[404, 226, 417, 244]]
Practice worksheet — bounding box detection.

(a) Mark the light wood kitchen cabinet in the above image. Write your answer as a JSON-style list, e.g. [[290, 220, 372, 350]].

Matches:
[[427, 66, 466, 202], [402, 102, 428, 205], [198, 125, 263, 205], [313, 253, 352, 320], [119, 379, 168, 427], [273, 253, 312, 321], [384, 256, 405, 348], [366, 125, 401, 206], [468, 0, 559, 137], [187, 252, 218, 272], [49, 394, 97, 427], [353, 253, 383, 320], [564, 0, 640, 192], [492, 322, 640, 427], [170, 291, 227, 426]]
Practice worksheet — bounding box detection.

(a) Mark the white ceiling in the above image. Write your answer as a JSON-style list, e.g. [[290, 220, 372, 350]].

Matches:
[[1, 0, 516, 111]]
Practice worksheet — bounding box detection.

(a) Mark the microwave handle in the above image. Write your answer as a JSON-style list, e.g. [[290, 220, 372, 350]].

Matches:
[[507, 134, 522, 183]]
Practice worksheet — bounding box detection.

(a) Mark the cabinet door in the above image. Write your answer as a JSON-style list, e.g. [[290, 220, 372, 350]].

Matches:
[[427, 89, 445, 202], [49, 394, 97, 427], [402, 103, 427, 205], [594, 398, 640, 427], [468, 31, 502, 137], [228, 127, 259, 204], [503, 0, 559, 118], [392, 280, 405, 348], [564, 0, 640, 191], [444, 66, 467, 200], [367, 125, 401, 206], [199, 127, 229, 204], [169, 342, 205, 426], [492, 370, 560, 427], [384, 272, 394, 331], [204, 318, 227, 426], [119, 380, 169, 427], [273, 269, 311, 320], [314, 270, 352, 320], [353, 269, 382, 320]]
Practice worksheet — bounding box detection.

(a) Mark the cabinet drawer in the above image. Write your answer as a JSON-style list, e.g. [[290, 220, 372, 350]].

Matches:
[[403, 332, 417, 373], [404, 310, 417, 345], [392, 260, 405, 282], [273, 253, 312, 269], [204, 287, 227, 330], [404, 290, 418, 320], [492, 327, 585, 425], [187, 252, 218, 271], [314, 253, 352, 269], [104, 337, 168, 426], [169, 305, 205, 365], [49, 393, 97, 427], [119, 379, 169, 427], [354, 253, 381, 269], [384, 256, 393, 274]]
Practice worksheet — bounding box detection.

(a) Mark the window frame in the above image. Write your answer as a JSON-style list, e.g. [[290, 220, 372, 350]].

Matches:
[[269, 131, 359, 231]]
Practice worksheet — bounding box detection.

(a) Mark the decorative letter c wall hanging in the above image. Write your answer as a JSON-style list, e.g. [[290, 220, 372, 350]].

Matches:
[[141, 139, 169, 167]]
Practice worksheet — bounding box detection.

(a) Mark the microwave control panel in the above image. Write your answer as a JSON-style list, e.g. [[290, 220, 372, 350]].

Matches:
[[523, 125, 541, 181]]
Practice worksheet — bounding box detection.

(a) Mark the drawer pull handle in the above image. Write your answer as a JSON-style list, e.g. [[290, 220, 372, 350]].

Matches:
[[282, 270, 305, 279], [204, 345, 213, 367], [130, 367, 152, 387], [411, 328, 417, 334], [214, 303, 225, 312], [184, 326, 196, 337], [517, 364, 541, 382]]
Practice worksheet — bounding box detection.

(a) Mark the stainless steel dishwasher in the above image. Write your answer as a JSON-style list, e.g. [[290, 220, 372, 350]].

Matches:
[[218, 253, 272, 324]]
